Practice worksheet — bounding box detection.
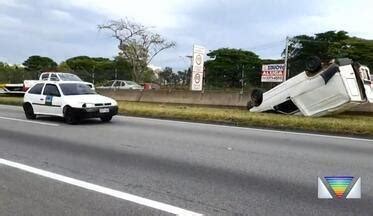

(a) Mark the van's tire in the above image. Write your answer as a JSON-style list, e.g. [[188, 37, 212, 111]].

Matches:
[[251, 89, 263, 107], [23, 103, 36, 120], [64, 106, 78, 125], [246, 101, 254, 110], [100, 116, 113, 123], [305, 56, 322, 77]]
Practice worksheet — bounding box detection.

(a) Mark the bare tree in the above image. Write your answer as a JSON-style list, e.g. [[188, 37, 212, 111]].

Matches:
[[98, 18, 176, 82]]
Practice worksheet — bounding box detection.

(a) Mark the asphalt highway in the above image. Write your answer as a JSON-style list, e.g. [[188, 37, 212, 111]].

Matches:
[[0, 104, 372, 215]]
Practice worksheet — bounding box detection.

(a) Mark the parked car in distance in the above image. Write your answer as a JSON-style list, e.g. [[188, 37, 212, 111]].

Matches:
[[2, 83, 24, 94], [143, 83, 161, 90], [97, 80, 144, 90], [23, 81, 118, 124], [249, 57, 373, 117], [23, 72, 94, 92]]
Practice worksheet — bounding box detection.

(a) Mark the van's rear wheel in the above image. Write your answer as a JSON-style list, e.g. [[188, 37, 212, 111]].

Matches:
[[64, 107, 78, 124], [251, 89, 263, 107], [246, 101, 254, 110], [23, 103, 36, 120], [100, 116, 113, 122]]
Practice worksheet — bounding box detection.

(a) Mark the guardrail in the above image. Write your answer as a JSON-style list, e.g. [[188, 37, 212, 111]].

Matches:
[[98, 89, 373, 113], [98, 89, 250, 107]]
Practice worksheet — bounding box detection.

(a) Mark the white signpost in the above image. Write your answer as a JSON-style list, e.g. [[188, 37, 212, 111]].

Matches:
[[191, 45, 205, 91], [261, 64, 285, 83]]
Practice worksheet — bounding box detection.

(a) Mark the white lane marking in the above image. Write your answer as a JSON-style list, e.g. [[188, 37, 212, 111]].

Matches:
[[0, 158, 203, 216], [0, 116, 59, 127], [121, 116, 373, 142]]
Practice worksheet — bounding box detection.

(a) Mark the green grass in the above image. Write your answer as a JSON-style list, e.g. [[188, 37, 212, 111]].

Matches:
[[1, 96, 373, 136], [118, 101, 373, 136], [0, 96, 23, 106]]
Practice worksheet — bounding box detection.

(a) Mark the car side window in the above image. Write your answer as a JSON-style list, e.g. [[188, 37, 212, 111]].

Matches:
[[28, 83, 45, 95], [41, 73, 49, 80], [114, 81, 121, 87], [50, 74, 59, 81], [122, 81, 126, 86], [43, 84, 61, 97]]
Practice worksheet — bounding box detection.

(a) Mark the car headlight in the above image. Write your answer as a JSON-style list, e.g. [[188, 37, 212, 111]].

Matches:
[[112, 100, 118, 106]]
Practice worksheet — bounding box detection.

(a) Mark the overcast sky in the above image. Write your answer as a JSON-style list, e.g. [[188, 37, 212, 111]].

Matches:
[[1, 0, 373, 70]]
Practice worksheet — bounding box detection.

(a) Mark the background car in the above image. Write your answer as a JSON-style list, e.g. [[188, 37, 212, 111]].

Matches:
[[97, 80, 144, 90], [23, 72, 95, 92]]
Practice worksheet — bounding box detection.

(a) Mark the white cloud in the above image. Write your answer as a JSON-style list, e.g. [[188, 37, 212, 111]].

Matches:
[[1, 0, 373, 68], [58, 0, 197, 29], [316, 0, 373, 38], [49, 9, 74, 21], [0, 14, 22, 28]]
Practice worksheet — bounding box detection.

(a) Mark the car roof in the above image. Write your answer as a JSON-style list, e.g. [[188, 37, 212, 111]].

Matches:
[[41, 72, 74, 75], [35, 81, 90, 85]]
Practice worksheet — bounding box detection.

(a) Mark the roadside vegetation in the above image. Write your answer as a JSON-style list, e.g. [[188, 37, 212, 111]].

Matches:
[[1, 96, 372, 137]]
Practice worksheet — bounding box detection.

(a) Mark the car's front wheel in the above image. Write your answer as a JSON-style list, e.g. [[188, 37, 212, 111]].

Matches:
[[64, 106, 78, 125], [100, 116, 113, 122], [23, 103, 36, 120]]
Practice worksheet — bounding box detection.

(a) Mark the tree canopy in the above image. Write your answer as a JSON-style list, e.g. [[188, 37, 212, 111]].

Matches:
[[65, 56, 132, 84], [286, 31, 373, 76], [23, 55, 57, 79], [205, 48, 262, 88]]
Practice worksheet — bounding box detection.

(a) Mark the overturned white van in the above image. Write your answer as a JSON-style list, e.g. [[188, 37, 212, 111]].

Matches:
[[249, 57, 373, 117]]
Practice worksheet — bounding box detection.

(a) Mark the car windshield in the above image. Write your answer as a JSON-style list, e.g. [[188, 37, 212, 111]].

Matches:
[[59, 83, 96, 95], [101, 80, 115, 87], [126, 81, 138, 86], [58, 73, 82, 81]]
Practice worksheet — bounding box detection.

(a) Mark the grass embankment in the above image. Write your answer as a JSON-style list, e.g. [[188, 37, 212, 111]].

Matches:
[[1, 96, 373, 136], [0, 96, 23, 106]]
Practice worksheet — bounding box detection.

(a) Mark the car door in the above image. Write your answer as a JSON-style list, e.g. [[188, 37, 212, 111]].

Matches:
[[41, 84, 63, 116], [121, 81, 128, 89], [113, 80, 121, 90], [27, 83, 45, 114]]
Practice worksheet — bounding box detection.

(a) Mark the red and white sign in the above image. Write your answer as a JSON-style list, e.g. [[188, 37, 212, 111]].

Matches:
[[261, 64, 285, 83]]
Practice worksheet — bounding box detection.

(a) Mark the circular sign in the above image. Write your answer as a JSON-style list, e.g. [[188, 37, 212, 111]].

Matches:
[[195, 54, 202, 65], [194, 73, 201, 84]]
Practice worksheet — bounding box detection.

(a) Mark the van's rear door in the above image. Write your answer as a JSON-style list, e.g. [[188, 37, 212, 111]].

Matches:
[[360, 66, 373, 103]]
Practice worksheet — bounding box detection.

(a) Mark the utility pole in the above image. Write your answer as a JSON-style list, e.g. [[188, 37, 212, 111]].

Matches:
[[240, 65, 245, 95], [284, 36, 290, 81]]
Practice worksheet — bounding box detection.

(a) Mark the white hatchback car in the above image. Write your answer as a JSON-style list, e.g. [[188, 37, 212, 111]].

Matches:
[[23, 81, 118, 124]]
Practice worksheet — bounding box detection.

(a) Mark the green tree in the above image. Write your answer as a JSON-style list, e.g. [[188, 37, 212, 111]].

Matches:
[[0, 62, 28, 83], [159, 67, 174, 85], [23, 55, 57, 79], [57, 61, 72, 72], [177, 69, 191, 86], [205, 48, 262, 88], [346, 37, 373, 70], [65, 56, 96, 82], [66, 56, 132, 83], [285, 31, 373, 77]]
